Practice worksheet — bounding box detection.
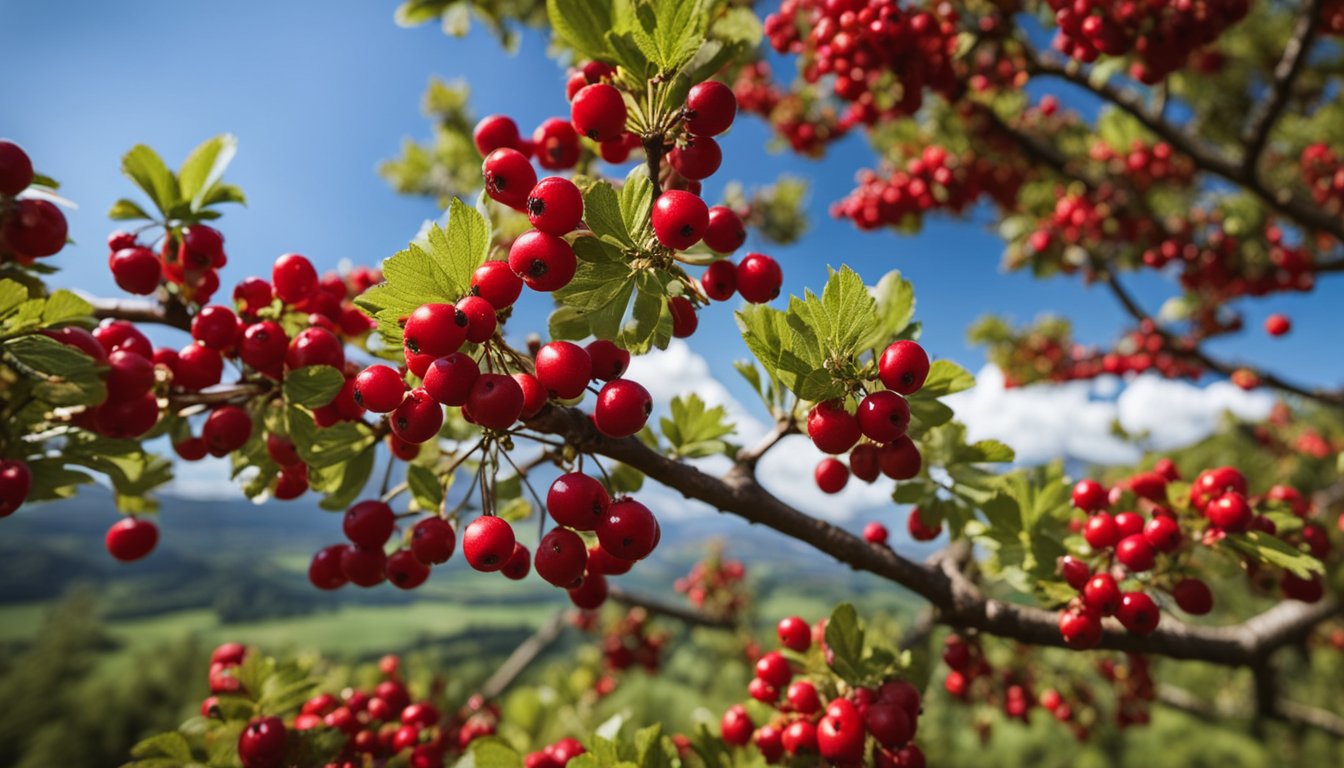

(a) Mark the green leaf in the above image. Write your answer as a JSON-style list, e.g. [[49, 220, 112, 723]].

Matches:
[[824, 603, 865, 685], [199, 183, 246, 207], [547, 0, 614, 60], [313, 446, 376, 510], [42, 290, 93, 325], [1224, 532, 1323, 579], [910, 360, 975, 399], [466, 737, 524, 768], [581, 180, 634, 248], [288, 407, 377, 468], [23, 459, 95, 502], [120, 144, 179, 216], [548, 305, 594, 341], [407, 463, 444, 511], [3, 334, 107, 406], [439, 196, 492, 291], [861, 270, 915, 351], [131, 731, 193, 762], [619, 165, 653, 243], [620, 271, 671, 354], [650, 0, 709, 70], [178, 134, 238, 211], [660, 394, 735, 458], [736, 304, 826, 400], [108, 197, 153, 221], [954, 439, 1015, 464], [283, 365, 345, 408], [819, 265, 876, 355]]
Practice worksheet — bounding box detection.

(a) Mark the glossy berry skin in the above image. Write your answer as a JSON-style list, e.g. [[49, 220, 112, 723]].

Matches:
[[585, 339, 629, 381], [567, 569, 608, 608], [668, 296, 698, 338], [1171, 577, 1214, 614], [94, 392, 159, 438], [703, 206, 745, 253], [849, 444, 880, 482], [500, 543, 532, 580], [777, 616, 811, 652], [1265, 313, 1291, 336], [593, 379, 652, 438], [865, 701, 913, 748], [721, 704, 753, 746], [526, 176, 584, 235], [878, 436, 921, 480], [597, 498, 658, 560], [309, 544, 349, 589], [465, 373, 524, 430], [534, 527, 589, 588], [735, 253, 782, 303], [1190, 466, 1247, 509], [512, 372, 547, 418], [863, 521, 888, 544], [110, 247, 162, 294], [265, 433, 300, 467], [570, 83, 627, 142], [44, 326, 108, 364], [1058, 609, 1102, 649], [753, 726, 784, 763], [473, 115, 520, 156], [411, 517, 456, 565], [878, 341, 930, 395], [238, 716, 287, 768], [233, 277, 274, 315], [535, 341, 592, 400], [807, 400, 860, 455], [1083, 573, 1121, 616], [817, 698, 865, 763], [179, 225, 225, 270], [685, 81, 737, 137], [239, 321, 288, 371], [95, 320, 153, 358], [755, 650, 792, 688], [1206, 491, 1252, 532], [588, 545, 633, 576], [701, 259, 737, 300], [105, 349, 156, 401], [1083, 512, 1120, 549], [547, 472, 610, 531], [651, 190, 709, 250], [533, 118, 581, 170], [1059, 555, 1091, 589], [344, 500, 395, 548], [1115, 534, 1156, 572], [482, 148, 536, 210], [471, 260, 525, 309], [0, 460, 33, 517], [5, 199, 67, 257], [1114, 511, 1145, 538], [1144, 514, 1182, 552], [455, 295, 497, 343], [815, 457, 849, 494], [174, 436, 209, 462], [508, 231, 576, 292], [105, 518, 158, 562], [191, 305, 239, 350], [0, 140, 34, 195], [857, 390, 911, 443], [1117, 592, 1160, 635], [463, 516, 516, 572], [907, 507, 942, 541], [669, 137, 722, 180], [272, 253, 318, 305], [353, 365, 406, 413], [748, 677, 779, 703], [423, 353, 480, 407], [286, 327, 344, 370], [391, 388, 444, 444], [203, 406, 252, 457], [781, 719, 817, 755], [403, 303, 468, 358]]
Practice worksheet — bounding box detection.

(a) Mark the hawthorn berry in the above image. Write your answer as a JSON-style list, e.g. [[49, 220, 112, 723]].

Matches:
[[781, 719, 817, 755], [344, 500, 395, 548], [669, 296, 698, 338], [266, 434, 300, 467], [110, 247, 162, 294], [474, 115, 521, 156], [1206, 491, 1252, 532], [878, 436, 921, 480], [0, 140, 34, 195], [585, 339, 630, 381], [203, 406, 253, 457], [878, 341, 930, 395], [570, 83, 627, 142], [1265, 313, 1291, 336], [1281, 572, 1324, 602], [0, 459, 33, 517], [857, 390, 911, 443], [4, 199, 67, 257], [239, 321, 288, 371], [1058, 609, 1102, 649], [1115, 534, 1156, 571], [238, 716, 287, 768], [1116, 592, 1159, 635], [465, 373, 525, 430], [286, 327, 345, 370], [180, 225, 225, 269], [669, 137, 722, 180], [863, 520, 888, 544], [1083, 573, 1121, 616], [1170, 577, 1213, 614], [703, 206, 746, 253], [907, 506, 942, 541], [526, 176, 584, 234], [471, 260, 524, 309], [353, 364, 407, 413], [701, 259, 737, 301], [403, 303, 468, 358], [1083, 512, 1120, 549], [593, 379, 652, 437], [865, 701, 913, 748], [480, 147, 536, 210], [43, 326, 108, 363], [535, 341, 592, 400], [597, 498, 658, 560], [1114, 511, 1145, 538], [105, 349, 155, 401], [849, 444, 880, 482], [512, 372, 547, 418], [386, 549, 431, 590], [105, 517, 158, 562], [391, 388, 444, 444], [587, 545, 633, 576], [455, 295, 497, 343], [807, 400, 860, 454], [651, 190, 709, 250], [1190, 466, 1246, 509], [684, 81, 737, 137], [777, 616, 811, 652], [272, 253, 318, 305], [753, 726, 784, 763], [341, 546, 387, 587], [411, 517, 456, 565], [817, 698, 865, 763], [233, 277, 274, 315], [508, 230, 576, 292], [721, 705, 753, 746], [534, 527, 589, 588], [533, 118, 581, 170], [94, 392, 159, 438], [191, 305, 239, 350], [422, 353, 480, 407], [463, 515, 516, 572], [548, 473, 610, 532], [1059, 555, 1091, 589], [567, 569, 608, 609], [735, 253, 782, 303], [95, 320, 153, 358], [1143, 514, 1181, 552], [815, 457, 849, 494]]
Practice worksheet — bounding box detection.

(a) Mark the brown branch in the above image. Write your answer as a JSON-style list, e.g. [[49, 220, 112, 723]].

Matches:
[[735, 417, 797, 468], [88, 296, 192, 331], [167, 381, 272, 408], [525, 403, 1342, 666], [1157, 683, 1344, 739], [1241, 0, 1324, 175], [477, 609, 569, 700], [607, 585, 739, 629]]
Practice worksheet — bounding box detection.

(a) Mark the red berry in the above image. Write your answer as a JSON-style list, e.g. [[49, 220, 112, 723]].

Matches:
[[105, 349, 155, 401], [274, 463, 309, 500], [239, 321, 288, 370], [849, 444, 880, 482], [701, 259, 737, 300], [423, 353, 480, 407], [238, 716, 287, 768], [533, 118, 581, 170], [878, 341, 929, 395], [1206, 491, 1252, 532], [508, 231, 576, 292], [455, 295, 497, 343], [286, 327, 344, 370], [597, 497, 658, 560], [879, 679, 922, 723], [753, 725, 784, 763], [1116, 591, 1159, 635], [1281, 572, 1324, 602], [585, 339, 630, 380], [465, 373, 525, 430], [411, 517, 456, 565], [403, 303, 468, 358], [501, 542, 532, 580], [1084, 512, 1120, 549], [721, 704, 753, 746], [463, 516, 516, 572], [863, 520, 888, 544], [93, 392, 159, 438], [755, 650, 792, 688], [669, 137, 722, 180], [0, 459, 33, 517], [203, 406, 253, 456], [43, 326, 108, 364], [651, 190, 709, 250], [864, 701, 913, 747], [180, 225, 225, 269], [386, 549, 431, 590], [570, 83, 627, 142], [807, 400, 860, 454], [1171, 577, 1213, 614], [685, 81, 737, 137], [777, 616, 811, 652], [548, 473, 610, 532], [1115, 534, 1155, 571], [173, 343, 223, 390], [513, 372, 547, 418], [535, 527, 589, 587], [815, 457, 849, 493], [110, 247, 162, 294], [857, 390, 911, 443], [4, 199, 67, 257], [353, 365, 407, 413], [105, 518, 158, 562], [474, 115, 521, 156], [781, 720, 817, 755], [0, 140, 35, 195], [588, 545, 633, 576], [1265, 313, 1291, 336], [1190, 466, 1246, 509], [735, 252, 782, 303], [535, 341, 592, 400], [266, 433, 300, 466], [482, 148, 536, 210], [593, 379, 652, 437], [1083, 573, 1121, 616], [907, 506, 941, 541], [669, 296, 698, 338], [391, 388, 444, 444], [526, 176, 584, 234], [95, 320, 152, 358], [817, 698, 864, 763], [878, 436, 922, 480], [344, 500, 395, 548], [785, 680, 822, 714], [471, 260, 525, 308], [1058, 609, 1102, 649], [233, 277, 274, 315], [272, 253, 318, 305], [1143, 514, 1181, 552], [191, 305, 239, 350], [703, 207, 745, 255], [568, 570, 608, 608], [1059, 555, 1090, 589], [1114, 511, 1144, 538]]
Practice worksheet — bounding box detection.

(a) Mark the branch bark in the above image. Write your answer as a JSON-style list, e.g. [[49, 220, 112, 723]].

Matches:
[[1241, 0, 1324, 175], [1158, 683, 1344, 739], [88, 296, 192, 331]]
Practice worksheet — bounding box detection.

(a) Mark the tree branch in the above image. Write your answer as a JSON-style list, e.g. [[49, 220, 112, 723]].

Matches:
[[1157, 683, 1344, 739], [87, 296, 192, 331], [167, 381, 272, 408], [1241, 0, 1324, 175], [608, 585, 739, 629], [477, 609, 569, 700], [735, 417, 797, 468]]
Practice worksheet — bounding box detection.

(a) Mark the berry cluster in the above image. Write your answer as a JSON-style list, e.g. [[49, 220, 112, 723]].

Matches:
[[0, 140, 68, 264], [808, 341, 931, 494], [721, 615, 926, 766], [1046, 0, 1249, 83], [673, 544, 749, 621], [586, 607, 669, 692], [1088, 139, 1193, 191], [524, 738, 587, 768], [1301, 142, 1344, 213], [731, 61, 852, 156]]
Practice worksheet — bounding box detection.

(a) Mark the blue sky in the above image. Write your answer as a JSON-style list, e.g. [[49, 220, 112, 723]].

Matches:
[[3, 0, 1341, 413]]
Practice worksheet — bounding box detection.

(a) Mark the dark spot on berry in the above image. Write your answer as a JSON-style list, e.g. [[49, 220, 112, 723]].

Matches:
[[454, 309, 469, 327], [528, 259, 549, 277], [527, 197, 544, 217], [405, 337, 420, 354]]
